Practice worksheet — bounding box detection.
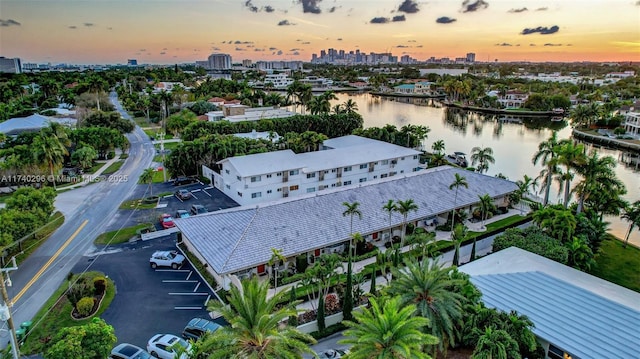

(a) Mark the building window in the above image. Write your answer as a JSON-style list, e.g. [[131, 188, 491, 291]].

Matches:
[[251, 176, 261, 182], [251, 192, 262, 198], [266, 174, 272, 178], [277, 188, 282, 192], [331, 183, 336, 187], [400, 170, 404, 174], [374, 176, 378, 179], [226, 184, 231, 189], [290, 185, 299, 191], [413, 155, 418, 159], [237, 192, 243, 197], [306, 187, 315, 193], [343, 180, 352, 185], [381, 173, 388, 178], [331, 169, 337, 173], [401, 157, 405, 160], [381, 160, 389, 165], [306, 173, 316, 179], [277, 172, 282, 176], [359, 164, 367, 169], [267, 190, 272, 194], [344, 166, 352, 172], [319, 185, 327, 190], [324, 170, 329, 174], [289, 169, 299, 176], [236, 176, 241, 181], [225, 169, 230, 174], [359, 178, 367, 183]]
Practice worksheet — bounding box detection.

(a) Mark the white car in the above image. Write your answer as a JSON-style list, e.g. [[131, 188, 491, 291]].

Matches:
[[111, 343, 152, 359], [147, 334, 191, 359], [317, 349, 349, 358], [150, 250, 185, 269]]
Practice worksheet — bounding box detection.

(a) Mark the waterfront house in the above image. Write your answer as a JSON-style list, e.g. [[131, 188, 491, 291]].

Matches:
[[498, 90, 529, 109], [623, 112, 640, 136], [203, 135, 422, 205], [175, 166, 517, 290], [461, 247, 640, 359]]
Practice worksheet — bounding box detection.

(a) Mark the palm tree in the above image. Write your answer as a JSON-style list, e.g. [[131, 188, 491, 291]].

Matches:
[[342, 201, 362, 321], [622, 200, 640, 248], [388, 259, 465, 356], [573, 150, 620, 214], [140, 167, 155, 197], [532, 132, 560, 205], [382, 199, 397, 244], [512, 175, 535, 214], [431, 139, 445, 155], [33, 129, 69, 190], [339, 296, 438, 359], [570, 104, 592, 127], [451, 224, 468, 266], [470, 146, 495, 174], [477, 194, 495, 228], [394, 199, 418, 250], [552, 140, 586, 208], [449, 173, 469, 235], [268, 248, 286, 294], [471, 327, 521, 359], [199, 278, 315, 359], [342, 98, 358, 114]]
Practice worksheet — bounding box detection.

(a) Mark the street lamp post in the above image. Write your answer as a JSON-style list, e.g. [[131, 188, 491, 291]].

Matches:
[[157, 132, 167, 183], [0, 257, 20, 359]]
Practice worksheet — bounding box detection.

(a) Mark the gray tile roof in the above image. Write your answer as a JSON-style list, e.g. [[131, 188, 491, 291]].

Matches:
[[470, 271, 640, 359], [175, 166, 517, 274]]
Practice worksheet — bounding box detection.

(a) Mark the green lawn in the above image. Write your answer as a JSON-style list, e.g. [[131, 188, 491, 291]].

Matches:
[[154, 142, 180, 151], [94, 223, 153, 245], [468, 214, 528, 236], [101, 160, 124, 175], [590, 237, 640, 293], [144, 128, 174, 140], [21, 271, 116, 355]]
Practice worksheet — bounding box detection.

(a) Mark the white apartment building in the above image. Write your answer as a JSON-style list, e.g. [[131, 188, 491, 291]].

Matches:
[[263, 73, 293, 89], [207, 53, 232, 70], [203, 135, 422, 206], [623, 112, 640, 136], [498, 90, 529, 109]]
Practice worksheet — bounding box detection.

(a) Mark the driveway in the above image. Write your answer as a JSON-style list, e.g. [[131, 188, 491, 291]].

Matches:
[[107, 182, 239, 231], [75, 235, 225, 348]]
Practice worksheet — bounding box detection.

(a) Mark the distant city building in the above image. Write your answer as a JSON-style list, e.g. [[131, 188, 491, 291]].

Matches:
[[127, 59, 138, 66], [207, 53, 232, 70], [419, 68, 468, 77], [195, 60, 209, 68], [310, 48, 401, 65], [242, 59, 253, 67], [263, 73, 293, 89], [256, 61, 303, 71], [497, 90, 529, 109], [0, 56, 22, 73], [623, 112, 639, 136], [205, 105, 296, 123], [466, 52, 476, 63]]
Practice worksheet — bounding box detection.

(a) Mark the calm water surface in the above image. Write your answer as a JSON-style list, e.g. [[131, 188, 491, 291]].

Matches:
[[333, 92, 640, 246]]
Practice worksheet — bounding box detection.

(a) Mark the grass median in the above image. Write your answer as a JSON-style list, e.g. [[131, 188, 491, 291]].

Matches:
[[94, 223, 154, 245]]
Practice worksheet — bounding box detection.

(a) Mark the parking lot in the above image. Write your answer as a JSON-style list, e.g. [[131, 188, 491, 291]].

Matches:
[[107, 181, 239, 232], [75, 234, 226, 348]]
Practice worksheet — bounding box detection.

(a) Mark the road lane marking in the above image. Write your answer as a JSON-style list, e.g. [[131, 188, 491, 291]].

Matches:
[[12, 219, 89, 304]]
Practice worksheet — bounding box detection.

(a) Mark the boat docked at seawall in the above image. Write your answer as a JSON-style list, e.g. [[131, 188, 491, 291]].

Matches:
[[447, 152, 468, 167]]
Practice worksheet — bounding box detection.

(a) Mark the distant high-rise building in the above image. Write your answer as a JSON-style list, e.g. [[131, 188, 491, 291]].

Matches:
[[242, 59, 252, 67], [256, 61, 303, 71], [0, 57, 22, 73], [127, 59, 138, 66], [466, 52, 476, 63], [207, 53, 232, 70]]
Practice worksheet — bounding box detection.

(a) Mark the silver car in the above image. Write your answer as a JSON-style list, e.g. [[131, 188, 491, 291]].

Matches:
[[110, 343, 152, 359]]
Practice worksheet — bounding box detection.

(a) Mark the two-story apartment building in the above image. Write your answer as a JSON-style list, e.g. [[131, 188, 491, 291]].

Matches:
[[498, 90, 529, 109], [203, 135, 422, 206], [264, 73, 293, 89], [623, 112, 639, 136]]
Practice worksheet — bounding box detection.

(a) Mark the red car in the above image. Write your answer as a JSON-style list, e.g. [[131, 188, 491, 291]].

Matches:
[[159, 213, 175, 229]]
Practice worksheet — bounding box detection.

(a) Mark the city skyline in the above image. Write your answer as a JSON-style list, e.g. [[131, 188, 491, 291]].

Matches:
[[1, 0, 639, 65]]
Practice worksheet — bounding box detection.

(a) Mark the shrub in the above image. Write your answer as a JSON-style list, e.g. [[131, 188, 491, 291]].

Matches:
[[76, 297, 95, 317], [324, 293, 340, 315], [66, 277, 94, 307], [107, 151, 116, 159], [295, 254, 308, 274], [493, 227, 568, 264], [93, 276, 107, 295]]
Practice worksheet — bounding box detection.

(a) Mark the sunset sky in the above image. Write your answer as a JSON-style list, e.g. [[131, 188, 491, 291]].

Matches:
[[1, 0, 639, 64]]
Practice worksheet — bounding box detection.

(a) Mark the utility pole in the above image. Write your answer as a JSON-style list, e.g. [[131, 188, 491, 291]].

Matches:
[[157, 132, 167, 183], [0, 257, 20, 359]]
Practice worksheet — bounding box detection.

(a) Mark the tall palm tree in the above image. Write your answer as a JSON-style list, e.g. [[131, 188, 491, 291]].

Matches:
[[552, 140, 586, 208], [382, 199, 397, 244], [268, 248, 286, 294], [449, 173, 469, 235], [471, 327, 521, 359], [33, 129, 68, 190], [394, 199, 418, 250], [477, 194, 495, 228], [140, 167, 155, 197], [532, 132, 560, 206], [470, 146, 495, 174], [340, 296, 438, 359], [388, 259, 465, 357], [199, 278, 315, 359], [451, 224, 468, 266], [573, 150, 620, 214], [342, 201, 362, 321], [431, 139, 445, 155], [622, 200, 640, 248], [342, 99, 358, 114]]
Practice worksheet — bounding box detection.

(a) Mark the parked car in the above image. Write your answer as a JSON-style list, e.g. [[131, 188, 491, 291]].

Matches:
[[150, 250, 185, 269], [175, 189, 192, 200], [172, 176, 198, 186], [147, 334, 191, 359], [176, 209, 190, 219], [182, 317, 222, 341], [317, 349, 349, 358], [110, 343, 152, 359], [190, 204, 208, 216], [159, 213, 175, 229]]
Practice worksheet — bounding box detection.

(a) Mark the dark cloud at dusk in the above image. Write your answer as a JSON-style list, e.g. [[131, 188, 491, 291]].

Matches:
[[508, 7, 527, 13], [264, 5, 275, 12], [436, 16, 457, 24], [83, 22, 94, 27], [461, 0, 489, 13], [269, 47, 277, 50], [235, 47, 246, 51], [278, 20, 295, 26], [521, 25, 560, 35], [328, 6, 337, 13], [370, 17, 390, 24], [299, 0, 322, 14], [68, 25, 77, 29], [337, 38, 343, 41], [398, 0, 420, 13], [0, 19, 21, 27], [277, 50, 283, 55], [392, 15, 406, 22], [536, 7, 548, 11], [496, 43, 513, 46]]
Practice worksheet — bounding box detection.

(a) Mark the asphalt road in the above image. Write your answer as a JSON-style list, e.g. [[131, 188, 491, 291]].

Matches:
[[5, 93, 155, 344]]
